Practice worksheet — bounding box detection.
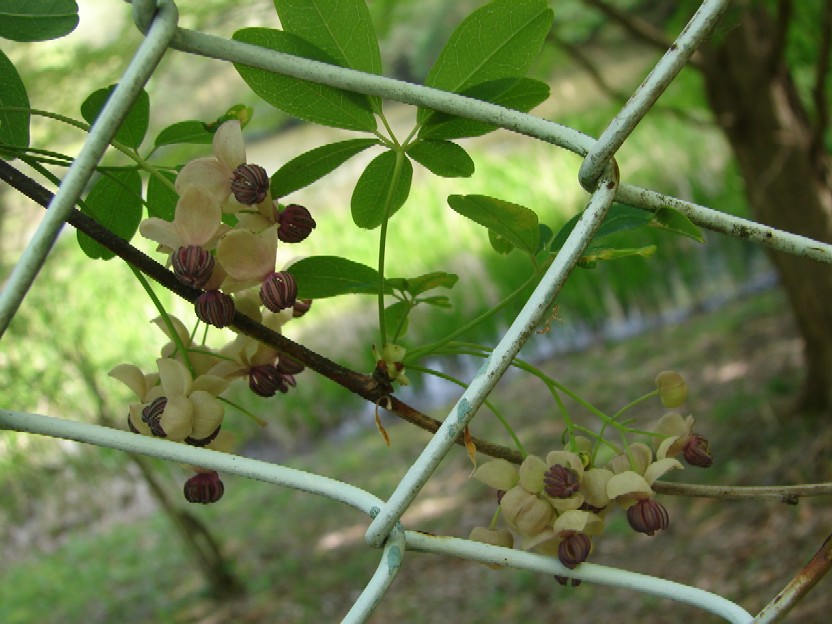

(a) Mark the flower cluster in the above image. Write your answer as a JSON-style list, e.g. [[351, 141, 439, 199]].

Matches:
[[469, 371, 713, 575], [111, 119, 316, 503]]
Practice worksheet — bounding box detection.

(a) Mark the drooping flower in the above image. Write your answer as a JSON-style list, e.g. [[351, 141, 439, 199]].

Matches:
[[175, 120, 249, 211], [654, 412, 713, 467], [140, 184, 229, 254], [216, 226, 278, 290]]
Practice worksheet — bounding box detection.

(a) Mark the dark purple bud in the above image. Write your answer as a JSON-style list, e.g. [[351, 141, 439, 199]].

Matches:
[[278, 204, 316, 243], [185, 425, 221, 447], [260, 271, 297, 312], [195, 290, 235, 328], [183, 471, 225, 504], [627, 498, 670, 536], [684, 435, 713, 468], [544, 464, 581, 498], [141, 396, 168, 437], [557, 532, 592, 569], [292, 298, 313, 318], [230, 163, 269, 205], [276, 356, 304, 376], [248, 364, 288, 397], [172, 245, 215, 289]]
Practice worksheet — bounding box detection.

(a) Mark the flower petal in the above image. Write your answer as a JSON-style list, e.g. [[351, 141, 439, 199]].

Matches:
[[159, 395, 194, 441], [140, 217, 183, 251], [213, 120, 246, 171], [554, 510, 604, 536], [472, 459, 518, 491], [518, 455, 547, 494], [216, 228, 277, 281], [175, 157, 232, 203], [607, 471, 652, 501], [188, 390, 225, 440], [644, 458, 684, 485], [192, 374, 230, 396], [109, 363, 152, 400], [173, 185, 222, 248], [157, 357, 193, 398]]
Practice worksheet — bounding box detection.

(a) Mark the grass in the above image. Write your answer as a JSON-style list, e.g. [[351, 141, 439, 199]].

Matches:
[[2, 288, 830, 623]]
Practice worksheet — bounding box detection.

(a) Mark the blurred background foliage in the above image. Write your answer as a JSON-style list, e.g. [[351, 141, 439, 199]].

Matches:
[[2, 0, 826, 621]]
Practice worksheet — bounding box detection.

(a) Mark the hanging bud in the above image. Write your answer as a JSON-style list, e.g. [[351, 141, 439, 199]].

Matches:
[[141, 396, 168, 437], [557, 532, 592, 569], [183, 471, 225, 504], [278, 204, 316, 243], [230, 163, 269, 205], [655, 371, 688, 408], [195, 290, 235, 328], [276, 356, 305, 376], [292, 298, 313, 318], [248, 364, 288, 397], [260, 271, 297, 312], [544, 464, 581, 499], [627, 498, 670, 536], [683, 434, 713, 468], [171, 245, 215, 289]]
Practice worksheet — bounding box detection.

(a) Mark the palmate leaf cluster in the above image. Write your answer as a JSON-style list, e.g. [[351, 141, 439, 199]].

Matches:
[[0, 0, 703, 344]]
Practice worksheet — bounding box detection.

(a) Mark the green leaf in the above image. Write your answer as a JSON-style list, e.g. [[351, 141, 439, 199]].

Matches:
[[77, 169, 143, 260], [448, 194, 539, 256], [385, 300, 410, 340], [274, 0, 382, 109], [288, 256, 391, 298], [387, 272, 459, 296], [580, 245, 656, 266], [418, 0, 553, 124], [488, 230, 515, 255], [146, 170, 177, 221], [420, 295, 453, 309], [351, 151, 413, 229], [407, 140, 474, 178], [271, 138, 379, 197], [652, 207, 705, 243], [0, 0, 78, 42], [233, 28, 377, 132], [0, 48, 29, 159], [80, 85, 149, 150], [154, 121, 214, 147], [419, 78, 550, 140], [550, 204, 654, 253]]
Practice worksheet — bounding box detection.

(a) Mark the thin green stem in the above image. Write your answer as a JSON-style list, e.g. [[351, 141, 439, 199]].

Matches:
[[0, 106, 176, 195], [408, 364, 527, 458], [376, 147, 406, 348], [219, 396, 267, 427], [130, 266, 196, 378], [406, 268, 543, 362]]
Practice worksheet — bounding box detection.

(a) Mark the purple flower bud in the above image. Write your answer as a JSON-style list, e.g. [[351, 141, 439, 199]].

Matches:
[[276, 356, 304, 376], [248, 364, 288, 397], [558, 532, 592, 569], [230, 163, 269, 205], [544, 464, 581, 498], [141, 396, 168, 437], [627, 498, 670, 536], [195, 290, 235, 328], [172, 245, 215, 289], [260, 271, 297, 312], [292, 298, 313, 318], [684, 435, 713, 468], [183, 471, 225, 504], [278, 204, 316, 243]]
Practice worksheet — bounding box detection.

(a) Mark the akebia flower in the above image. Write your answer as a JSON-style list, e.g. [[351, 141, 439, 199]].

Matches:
[[175, 120, 249, 211], [654, 412, 713, 467], [140, 184, 229, 255], [277, 204, 316, 243], [216, 226, 278, 287], [654, 370, 688, 407], [260, 271, 297, 312], [184, 470, 225, 504]]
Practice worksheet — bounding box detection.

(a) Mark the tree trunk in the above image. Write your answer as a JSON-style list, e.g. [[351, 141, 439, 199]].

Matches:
[[700, 5, 832, 412]]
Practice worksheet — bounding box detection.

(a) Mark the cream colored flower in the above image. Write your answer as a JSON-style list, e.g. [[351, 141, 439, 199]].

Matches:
[[175, 120, 247, 211], [216, 226, 278, 288], [140, 184, 229, 254]]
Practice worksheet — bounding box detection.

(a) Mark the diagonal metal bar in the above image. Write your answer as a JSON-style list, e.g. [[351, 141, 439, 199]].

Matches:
[[364, 164, 619, 547], [0, 0, 179, 338], [577, 0, 730, 189]]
